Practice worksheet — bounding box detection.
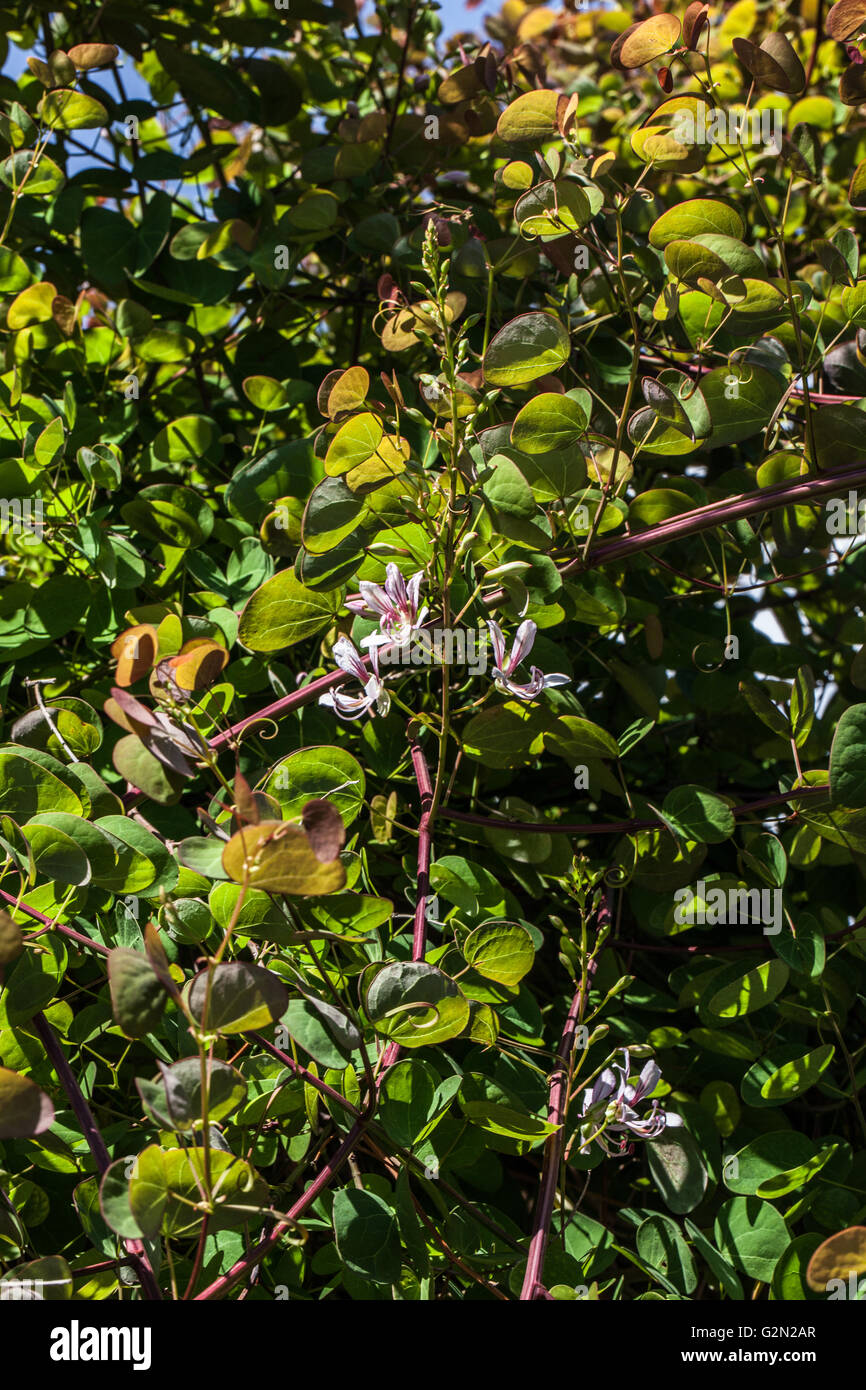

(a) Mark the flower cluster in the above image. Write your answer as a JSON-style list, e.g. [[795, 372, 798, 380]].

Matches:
[[320, 569, 569, 720], [577, 1051, 682, 1157], [320, 563, 426, 721]]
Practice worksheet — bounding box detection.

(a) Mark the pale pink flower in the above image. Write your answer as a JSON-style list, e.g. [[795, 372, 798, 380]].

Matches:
[[318, 637, 391, 721], [487, 619, 569, 701]]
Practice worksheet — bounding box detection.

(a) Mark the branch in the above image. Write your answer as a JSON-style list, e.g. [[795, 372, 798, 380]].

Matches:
[[32, 1014, 162, 1301], [483, 462, 866, 606], [202, 467, 866, 752], [440, 785, 828, 837], [195, 737, 437, 1299], [0, 888, 110, 955], [520, 897, 609, 1301]]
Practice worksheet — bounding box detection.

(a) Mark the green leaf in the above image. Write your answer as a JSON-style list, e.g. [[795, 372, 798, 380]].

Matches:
[[830, 704, 866, 806], [714, 1196, 790, 1282], [365, 962, 470, 1048], [661, 785, 735, 844], [701, 365, 784, 447], [496, 90, 562, 143], [108, 949, 167, 1038], [238, 570, 342, 652], [265, 745, 365, 827], [739, 679, 790, 738], [706, 960, 789, 1018], [332, 1188, 402, 1284], [482, 312, 570, 388], [724, 1132, 816, 1194], [463, 920, 535, 987], [760, 1043, 835, 1101], [188, 962, 289, 1034], [280, 996, 361, 1068], [136, 1058, 246, 1130], [378, 1059, 440, 1147], [39, 90, 109, 130], [646, 1127, 707, 1214]]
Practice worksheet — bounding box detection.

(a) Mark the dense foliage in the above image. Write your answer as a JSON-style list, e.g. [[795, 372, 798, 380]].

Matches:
[[1, 0, 866, 1303]]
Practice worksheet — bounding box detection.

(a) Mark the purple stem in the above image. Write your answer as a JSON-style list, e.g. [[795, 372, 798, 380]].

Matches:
[[519, 899, 608, 1302], [440, 785, 827, 836], [32, 1013, 162, 1301], [0, 888, 110, 955]]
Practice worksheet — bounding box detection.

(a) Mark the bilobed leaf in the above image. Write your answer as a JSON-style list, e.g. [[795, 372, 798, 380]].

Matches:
[[806, 1227, 866, 1289], [365, 961, 470, 1047], [39, 90, 109, 130], [136, 1057, 246, 1129], [483, 312, 570, 388], [510, 393, 587, 453], [324, 412, 384, 475], [496, 90, 563, 143], [463, 920, 535, 987], [739, 679, 790, 738], [222, 820, 346, 895], [68, 42, 119, 69], [662, 785, 735, 844], [188, 962, 289, 1034], [707, 960, 789, 1018], [649, 199, 746, 248], [332, 1188, 402, 1283], [714, 1197, 790, 1282], [0, 1066, 55, 1138], [612, 15, 681, 68], [238, 571, 342, 652], [108, 949, 167, 1038], [760, 1044, 835, 1101], [826, 0, 866, 40], [280, 996, 361, 1068]]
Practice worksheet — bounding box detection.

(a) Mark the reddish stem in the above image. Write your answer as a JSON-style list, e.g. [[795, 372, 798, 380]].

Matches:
[[195, 736, 437, 1299], [440, 785, 827, 836], [32, 1013, 162, 1301], [520, 898, 608, 1301], [0, 888, 110, 955]]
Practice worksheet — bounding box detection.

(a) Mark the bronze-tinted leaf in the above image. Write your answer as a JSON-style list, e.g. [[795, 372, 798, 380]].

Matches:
[[111, 624, 158, 687], [108, 948, 167, 1038], [233, 769, 260, 825], [300, 798, 346, 862], [145, 922, 182, 1004], [67, 42, 119, 69], [168, 639, 229, 692], [222, 820, 346, 895], [806, 1227, 866, 1288], [51, 294, 76, 336], [611, 14, 681, 70], [732, 33, 806, 94], [0, 1066, 54, 1138], [438, 64, 481, 105], [0, 909, 23, 966], [849, 157, 866, 207], [683, 2, 710, 50], [840, 59, 866, 103], [188, 961, 289, 1034], [826, 0, 866, 41]]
